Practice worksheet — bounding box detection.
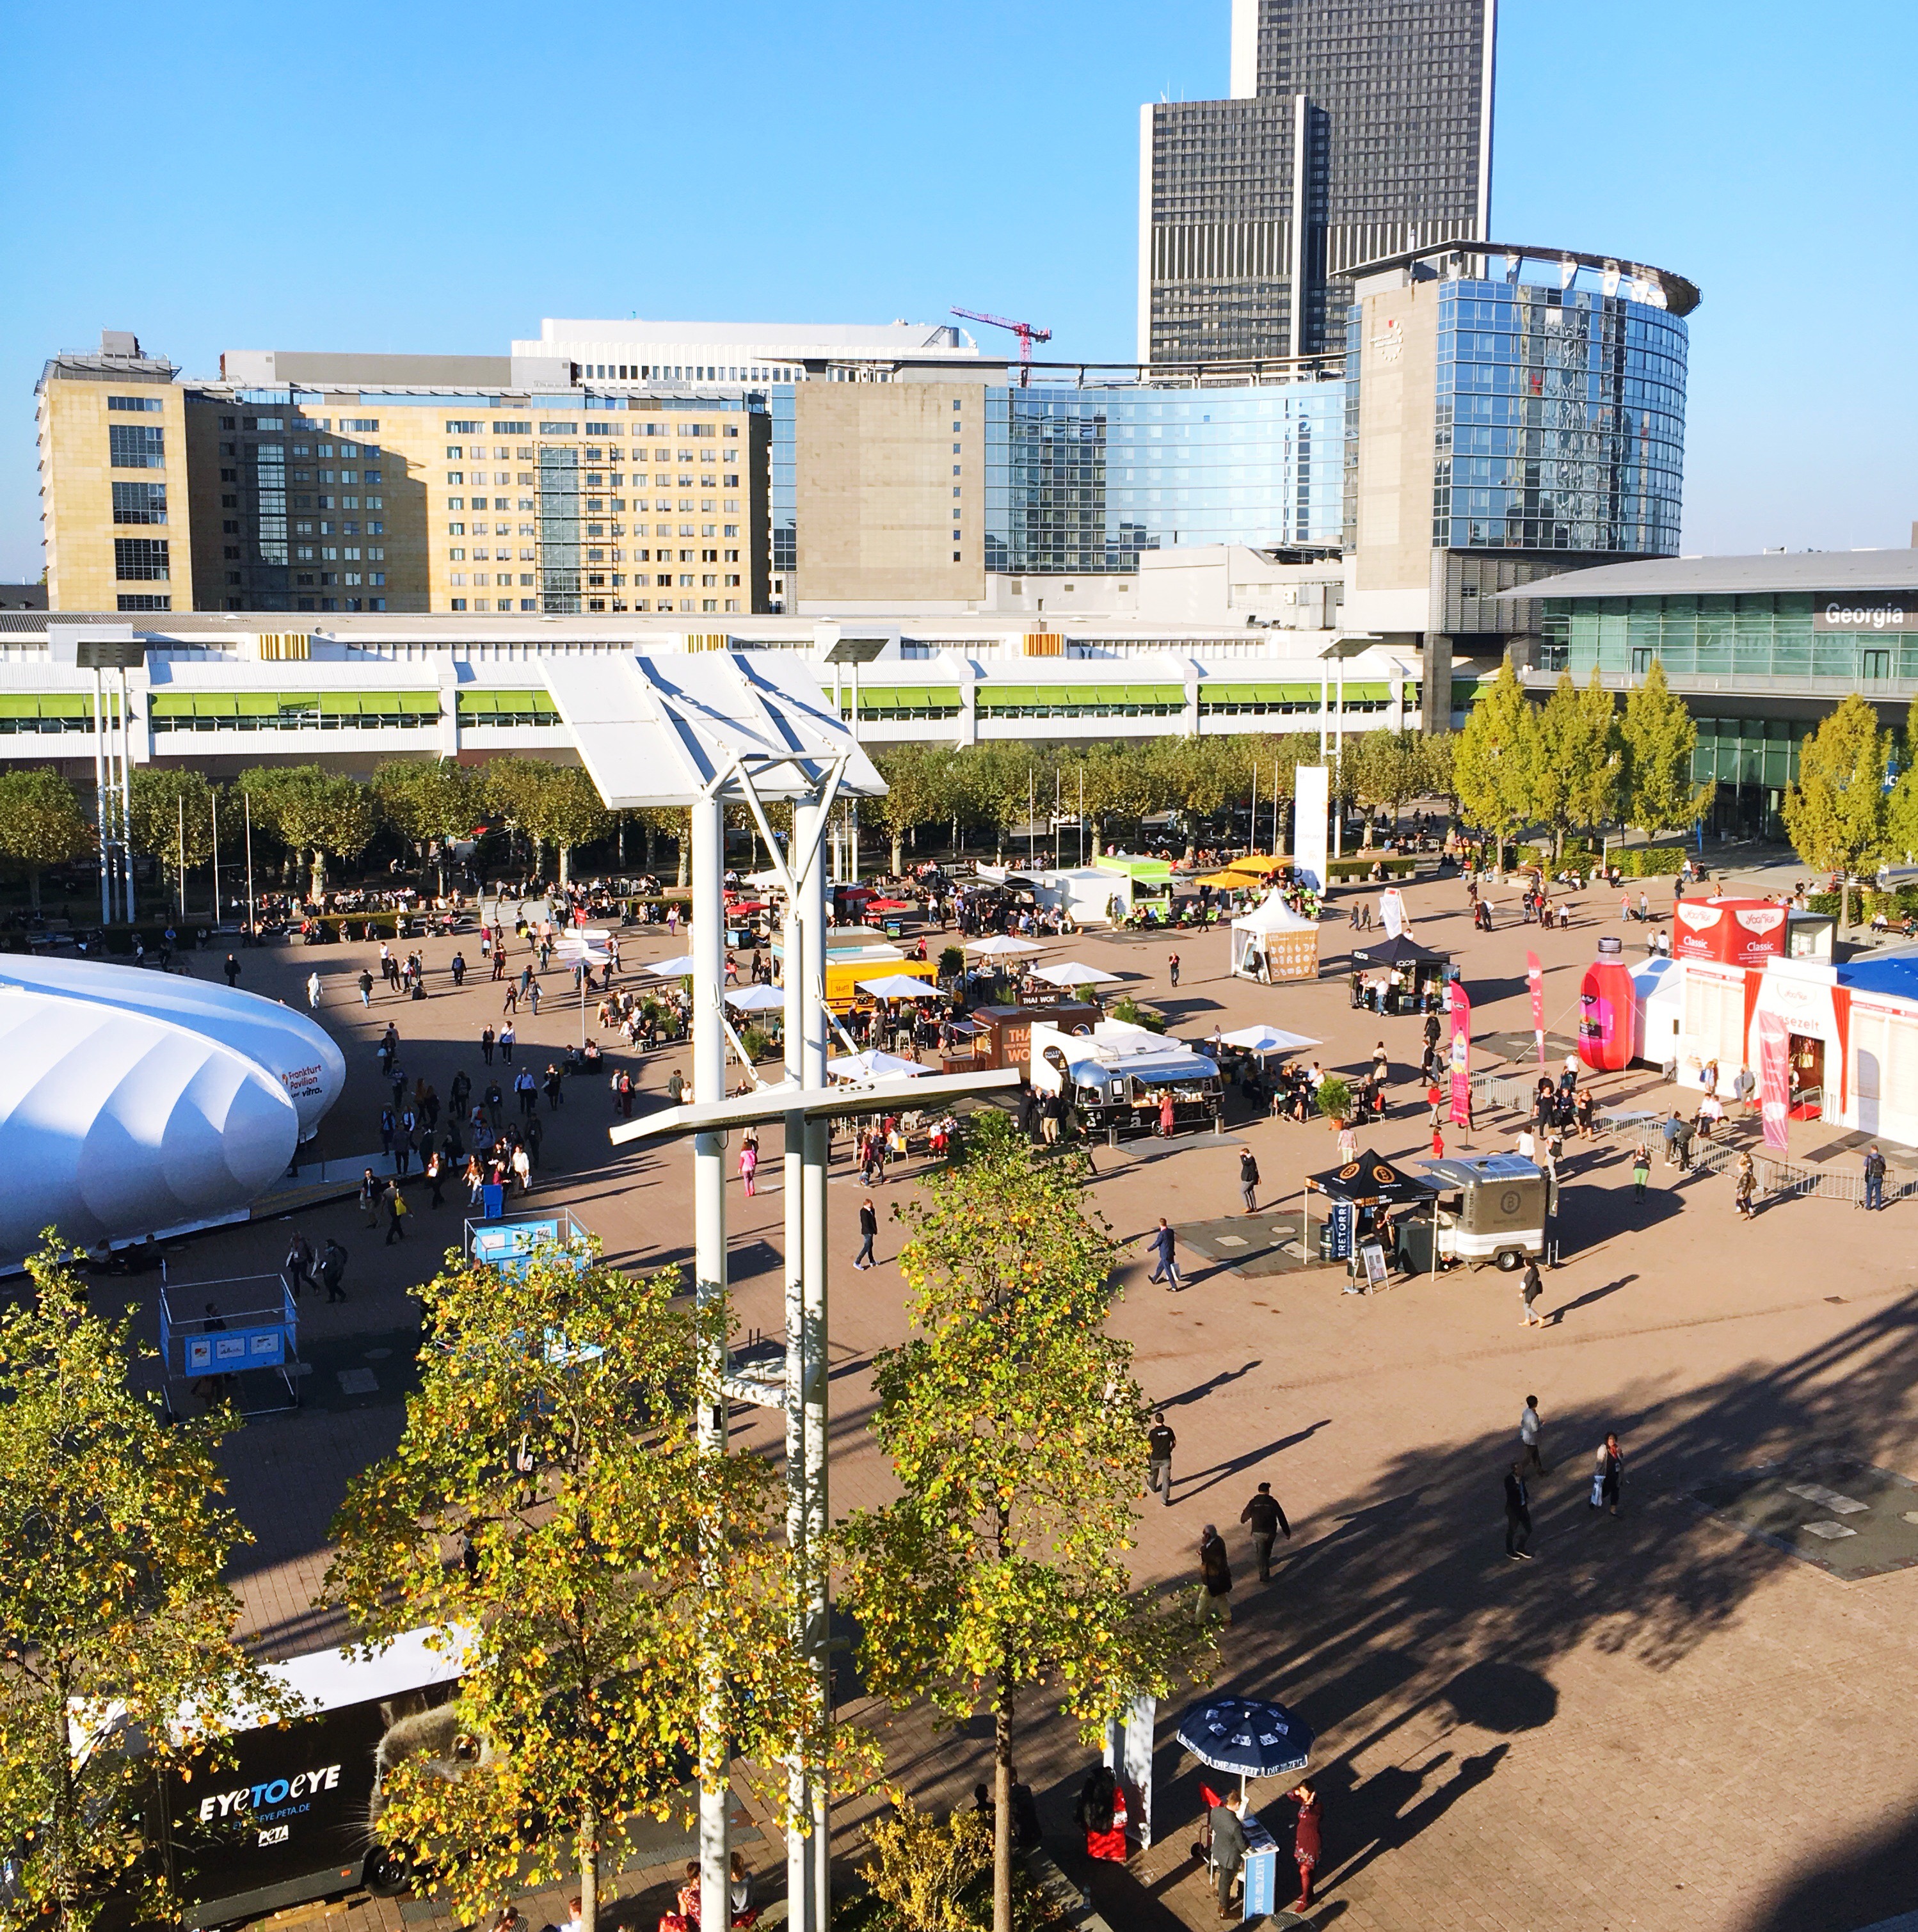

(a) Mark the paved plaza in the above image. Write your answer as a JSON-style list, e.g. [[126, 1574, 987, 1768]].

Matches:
[[93, 854, 1918, 1932]]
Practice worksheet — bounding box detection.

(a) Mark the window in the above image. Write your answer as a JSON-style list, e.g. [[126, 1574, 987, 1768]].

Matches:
[[108, 395, 164, 413], [445, 420, 482, 434], [446, 446, 464, 459], [112, 482, 167, 524], [116, 594, 170, 611], [109, 424, 165, 468], [494, 420, 531, 435], [114, 538, 170, 580], [343, 417, 380, 432]]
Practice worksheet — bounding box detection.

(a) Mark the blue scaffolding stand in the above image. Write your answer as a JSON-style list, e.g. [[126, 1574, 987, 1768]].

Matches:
[[158, 1272, 301, 1419]]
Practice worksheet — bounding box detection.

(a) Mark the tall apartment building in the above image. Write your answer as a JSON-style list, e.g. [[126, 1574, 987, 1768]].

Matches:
[[1140, 0, 1496, 365]]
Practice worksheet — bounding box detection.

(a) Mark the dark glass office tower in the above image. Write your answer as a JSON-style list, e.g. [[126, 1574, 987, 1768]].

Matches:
[[1141, 0, 1495, 365]]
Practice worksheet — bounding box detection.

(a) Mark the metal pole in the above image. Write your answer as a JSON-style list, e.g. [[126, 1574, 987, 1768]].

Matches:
[[92, 669, 109, 925], [1333, 661, 1346, 863], [118, 669, 134, 923], [799, 792, 833, 1932], [210, 786, 220, 928], [690, 792, 731, 1932], [244, 792, 256, 936], [177, 795, 186, 922], [1078, 766, 1085, 870]]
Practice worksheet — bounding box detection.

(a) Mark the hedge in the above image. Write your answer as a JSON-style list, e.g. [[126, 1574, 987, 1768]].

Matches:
[[1327, 856, 1419, 880], [1615, 846, 1686, 878]]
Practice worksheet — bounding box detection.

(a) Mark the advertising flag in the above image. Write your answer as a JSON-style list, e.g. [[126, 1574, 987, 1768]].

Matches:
[[1759, 1010, 1791, 1152], [1448, 980, 1473, 1128], [1526, 952, 1545, 1067]]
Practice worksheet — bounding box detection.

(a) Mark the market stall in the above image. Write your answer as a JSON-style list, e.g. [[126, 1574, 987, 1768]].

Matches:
[[1229, 892, 1320, 983], [1303, 1149, 1437, 1282], [1348, 935, 1452, 1015]]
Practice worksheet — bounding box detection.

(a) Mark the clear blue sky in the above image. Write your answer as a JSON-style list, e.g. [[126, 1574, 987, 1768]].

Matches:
[[3, 0, 1913, 582]]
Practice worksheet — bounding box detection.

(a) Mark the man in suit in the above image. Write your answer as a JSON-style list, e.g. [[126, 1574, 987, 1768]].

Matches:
[[1208, 1788, 1249, 1917]]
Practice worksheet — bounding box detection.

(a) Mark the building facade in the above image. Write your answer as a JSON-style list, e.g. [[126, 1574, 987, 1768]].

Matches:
[[1140, 0, 1496, 366]]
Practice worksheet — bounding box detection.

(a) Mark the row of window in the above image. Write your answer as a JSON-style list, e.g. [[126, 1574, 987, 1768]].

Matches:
[[115, 538, 169, 581], [447, 596, 744, 614]]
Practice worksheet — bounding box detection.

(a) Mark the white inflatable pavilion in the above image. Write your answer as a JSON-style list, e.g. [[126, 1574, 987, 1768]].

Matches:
[[0, 962, 345, 1265]]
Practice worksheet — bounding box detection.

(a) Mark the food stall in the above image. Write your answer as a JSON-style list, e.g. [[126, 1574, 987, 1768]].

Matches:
[[1229, 891, 1320, 983], [1028, 1018, 1224, 1137], [975, 864, 1129, 929], [966, 1002, 1101, 1075], [1348, 935, 1453, 1015], [770, 925, 936, 1014], [1302, 1149, 1437, 1279], [1413, 1154, 1547, 1272]]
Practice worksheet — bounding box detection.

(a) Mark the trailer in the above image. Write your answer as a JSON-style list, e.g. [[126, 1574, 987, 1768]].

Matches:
[[1028, 1018, 1224, 1137], [1415, 1154, 1547, 1271]]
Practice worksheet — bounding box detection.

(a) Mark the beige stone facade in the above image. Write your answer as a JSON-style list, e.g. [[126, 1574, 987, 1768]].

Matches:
[[792, 382, 987, 605], [38, 351, 196, 614]]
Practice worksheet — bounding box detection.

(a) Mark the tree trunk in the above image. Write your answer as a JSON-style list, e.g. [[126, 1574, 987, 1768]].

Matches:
[[891, 830, 904, 875], [28, 868, 40, 914], [309, 849, 326, 899], [994, 1669, 1015, 1932], [559, 842, 571, 890], [579, 1801, 598, 1932], [677, 811, 691, 888]]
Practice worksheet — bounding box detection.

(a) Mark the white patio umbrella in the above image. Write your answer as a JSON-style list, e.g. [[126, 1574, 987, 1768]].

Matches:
[[856, 973, 945, 1000], [554, 938, 613, 1045], [724, 983, 787, 1013], [967, 935, 1043, 958], [1030, 960, 1123, 988], [827, 1050, 926, 1081], [639, 954, 698, 978], [1218, 1023, 1322, 1056]]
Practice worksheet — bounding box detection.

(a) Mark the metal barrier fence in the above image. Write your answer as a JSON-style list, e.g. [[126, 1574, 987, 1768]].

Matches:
[[1466, 1069, 1916, 1208]]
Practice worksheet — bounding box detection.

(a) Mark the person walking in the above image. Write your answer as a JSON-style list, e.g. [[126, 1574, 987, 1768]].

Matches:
[[1240, 1480, 1291, 1581], [484, 1080, 504, 1130], [1864, 1144, 1887, 1211], [1158, 1090, 1176, 1139], [424, 1149, 447, 1209], [1519, 1257, 1545, 1328], [282, 1231, 314, 1300], [1427, 1076, 1444, 1128], [1631, 1144, 1651, 1204], [1504, 1461, 1535, 1560], [451, 950, 467, 987], [515, 1069, 538, 1118], [223, 953, 241, 988], [543, 1062, 564, 1111], [305, 969, 322, 1010], [1167, 951, 1181, 989], [1591, 1432, 1625, 1516], [318, 1237, 348, 1303], [852, 1197, 879, 1270], [1519, 1394, 1547, 1477], [481, 1023, 496, 1066], [1146, 1412, 1176, 1506], [1208, 1789, 1249, 1918], [1238, 1145, 1261, 1215], [1143, 1217, 1183, 1291], [1195, 1524, 1233, 1627], [1734, 1150, 1757, 1221], [356, 967, 374, 1007], [499, 1021, 516, 1064], [1285, 1783, 1323, 1913], [739, 1135, 759, 1197], [383, 1181, 409, 1245], [358, 1167, 381, 1229]]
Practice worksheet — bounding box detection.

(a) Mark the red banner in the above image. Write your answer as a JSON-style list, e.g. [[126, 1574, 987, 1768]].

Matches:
[[1448, 980, 1473, 1127], [1759, 1010, 1790, 1152], [1526, 952, 1544, 1067]]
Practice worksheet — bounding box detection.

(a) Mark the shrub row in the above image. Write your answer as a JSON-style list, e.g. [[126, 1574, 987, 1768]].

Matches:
[[1327, 855, 1419, 880]]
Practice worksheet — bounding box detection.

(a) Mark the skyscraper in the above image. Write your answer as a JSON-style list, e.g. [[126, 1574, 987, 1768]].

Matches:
[[1139, 0, 1496, 365]]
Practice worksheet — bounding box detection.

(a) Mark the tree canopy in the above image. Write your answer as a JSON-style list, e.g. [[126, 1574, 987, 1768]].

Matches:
[[239, 765, 378, 896], [1620, 659, 1713, 836], [0, 770, 92, 908], [1782, 694, 1889, 925], [1450, 660, 1535, 859]]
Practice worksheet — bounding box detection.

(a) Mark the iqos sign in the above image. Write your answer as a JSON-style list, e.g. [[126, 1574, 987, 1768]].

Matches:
[[1812, 600, 1918, 633]]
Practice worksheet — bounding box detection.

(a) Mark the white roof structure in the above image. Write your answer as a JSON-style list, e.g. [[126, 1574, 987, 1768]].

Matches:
[[725, 984, 787, 1013], [0, 981, 303, 1263], [515, 317, 982, 371], [854, 975, 943, 1000], [539, 654, 886, 810], [0, 957, 346, 1138], [1030, 961, 1123, 989], [1217, 1023, 1322, 1055], [1231, 892, 1318, 935], [827, 1050, 926, 1082]]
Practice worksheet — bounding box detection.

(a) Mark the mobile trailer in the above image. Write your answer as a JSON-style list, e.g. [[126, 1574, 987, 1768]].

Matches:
[[1028, 1019, 1224, 1137], [1416, 1154, 1547, 1271]]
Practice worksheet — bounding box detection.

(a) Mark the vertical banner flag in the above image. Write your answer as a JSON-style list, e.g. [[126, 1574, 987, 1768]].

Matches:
[[1448, 979, 1473, 1127], [1526, 952, 1545, 1066], [1759, 1010, 1791, 1152]]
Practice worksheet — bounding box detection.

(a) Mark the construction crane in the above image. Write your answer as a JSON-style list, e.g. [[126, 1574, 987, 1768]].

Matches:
[[950, 307, 1052, 387]]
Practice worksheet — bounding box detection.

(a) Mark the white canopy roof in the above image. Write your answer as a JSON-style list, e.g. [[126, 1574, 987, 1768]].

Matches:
[[725, 983, 786, 1012], [539, 653, 886, 809], [968, 935, 1043, 958], [855, 974, 943, 1000], [638, 954, 698, 978], [1217, 1023, 1322, 1055], [1230, 892, 1318, 935], [827, 1050, 926, 1082], [1030, 960, 1123, 988]]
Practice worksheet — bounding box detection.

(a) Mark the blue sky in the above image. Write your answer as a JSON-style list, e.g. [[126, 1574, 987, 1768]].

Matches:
[[2, 0, 1913, 581]]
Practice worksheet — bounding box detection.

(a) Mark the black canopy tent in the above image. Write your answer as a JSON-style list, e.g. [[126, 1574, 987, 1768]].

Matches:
[[1349, 933, 1453, 1015], [1304, 1149, 1438, 1279]]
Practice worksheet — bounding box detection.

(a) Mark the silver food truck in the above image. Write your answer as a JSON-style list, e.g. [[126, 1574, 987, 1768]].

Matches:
[[1028, 1019, 1224, 1137], [1416, 1154, 1548, 1271]]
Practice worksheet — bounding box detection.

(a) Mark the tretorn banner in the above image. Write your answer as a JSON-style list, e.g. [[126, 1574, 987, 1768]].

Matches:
[[1448, 980, 1473, 1128]]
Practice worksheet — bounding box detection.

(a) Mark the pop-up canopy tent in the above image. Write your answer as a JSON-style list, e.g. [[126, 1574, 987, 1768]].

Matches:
[[1229, 892, 1320, 983], [1349, 933, 1452, 1015], [1306, 1149, 1438, 1205]]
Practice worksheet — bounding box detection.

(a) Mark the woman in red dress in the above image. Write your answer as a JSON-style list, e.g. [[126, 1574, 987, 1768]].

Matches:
[[1287, 1781, 1322, 1909], [1075, 1764, 1128, 1861]]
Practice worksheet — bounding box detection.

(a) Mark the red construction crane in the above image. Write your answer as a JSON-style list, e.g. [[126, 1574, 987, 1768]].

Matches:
[[951, 307, 1052, 386]]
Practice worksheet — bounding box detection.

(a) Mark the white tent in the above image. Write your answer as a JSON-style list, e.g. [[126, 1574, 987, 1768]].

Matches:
[[1217, 1023, 1322, 1056], [827, 1050, 926, 1082], [968, 936, 1043, 959], [639, 954, 698, 978], [1030, 960, 1124, 989], [855, 975, 945, 1000], [1229, 893, 1320, 984], [724, 983, 787, 1013], [0, 957, 346, 1140]]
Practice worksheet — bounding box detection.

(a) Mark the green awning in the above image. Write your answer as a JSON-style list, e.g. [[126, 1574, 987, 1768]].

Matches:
[[1279, 683, 1325, 703], [149, 693, 194, 717], [1125, 684, 1187, 707], [457, 689, 555, 715], [1339, 681, 1391, 702], [318, 694, 362, 715], [979, 685, 1039, 708], [236, 692, 284, 717], [458, 691, 498, 714], [194, 694, 239, 717], [397, 691, 440, 715], [0, 694, 91, 719], [1201, 682, 1297, 705], [854, 687, 900, 709]]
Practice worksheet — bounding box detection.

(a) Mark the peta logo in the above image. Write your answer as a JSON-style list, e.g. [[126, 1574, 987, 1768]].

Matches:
[[257, 1824, 289, 1848], [198, 1764, 341, 1822]]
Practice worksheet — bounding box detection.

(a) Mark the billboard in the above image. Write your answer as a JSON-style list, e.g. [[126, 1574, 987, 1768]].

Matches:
[[1673, 899, 1787, 970], [1293, 764, 1329, 891]]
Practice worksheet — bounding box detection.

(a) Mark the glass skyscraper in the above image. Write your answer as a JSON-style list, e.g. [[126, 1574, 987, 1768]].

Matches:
[[1142, 0, 1495, 365]]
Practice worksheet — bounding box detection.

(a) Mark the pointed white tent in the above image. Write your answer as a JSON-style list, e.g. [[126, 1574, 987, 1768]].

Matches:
[[1229, 892, 1320, 983]]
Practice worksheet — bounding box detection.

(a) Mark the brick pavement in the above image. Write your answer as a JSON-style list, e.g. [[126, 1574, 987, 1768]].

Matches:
[[125, 861, 1918, 1932]]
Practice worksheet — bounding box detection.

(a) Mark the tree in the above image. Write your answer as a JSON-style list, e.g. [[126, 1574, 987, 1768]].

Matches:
[[1420, 730, 1458, 814], [1450, 660, 1535, 866], [479, 757, 555, 879], [128, 767, 214, 914], [1885, 696, 1918, 866], [239, 765, 378, 898], [1619, 658, 1714, 838], [1782, 694, 1888, 929], [870, 746, 951, 875], [326, 1241, 850, 1929], [0, 770, 92, 911], [1148, 736, 1233, 858], [839, 1114, 1208, 1932], [1530, 672, 1621, 860], [1348, 729, 1428, 836], [372, 758, 480, 895], [534, 766, 612, 889], [1073, 740, 1165, 855], [0, 1243, 289, 1926]]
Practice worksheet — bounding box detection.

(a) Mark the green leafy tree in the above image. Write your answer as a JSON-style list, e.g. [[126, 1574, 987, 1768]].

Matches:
[[1782, 693, 1889, 929], [128, 767, 214, 914], [0, 1243, 289, 1927], [871, 746, 952, 874], [1450, 660, 1535, 866], [1348, 729, 1428, 836], [1885, 696, 1918, 866], [239, 765, 378, 898], [1419, 729, 1458, 814], [326, 1242, 859, 1929], [534, 766, 612, 888], [479, 756, 555, 879], [839, 1114, 1209, 1932], [1149, 736, 1233, 858], [1531, 671, 1622, 859], [372, 759, 480, 895], [1074, 740, 1165, 855], [0, 770, 92, 911], [1619, 658, 1714, 837]]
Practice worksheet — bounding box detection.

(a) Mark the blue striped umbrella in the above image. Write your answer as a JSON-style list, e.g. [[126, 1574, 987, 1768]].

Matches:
[[1176, 1696, 1314, 1798]]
